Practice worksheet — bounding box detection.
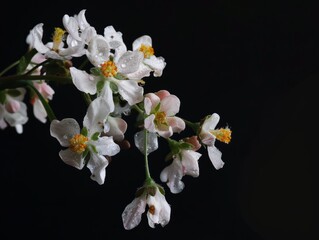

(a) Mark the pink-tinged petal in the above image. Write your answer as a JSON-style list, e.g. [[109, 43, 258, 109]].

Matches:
[[167, 116, 185, 133], [70, 67, 97, 95], [117, 51, 143, 74], [184, 136, 201, 151], [34, 82, 55, 100], [144, 56, 166, 77], [144, 115, 156, 133], [31, 52, 46, 64], [86, 35, 110, 67], [0, 118, 7, 130], [33, 100, 47, 123], [160, 159, 185, 194], [207, 146, 224, 170], [106, 116, 127, 141], [5, 99, 20, 113], [144, 97, 152, 115], [50, 118, 80, 147], [94, 136, 120, 156], [83, 96, 112, 133], [144, 93, 160, 111], [157, 125, 172, 139], [86, 152, 108, 185], [132, 35, 152, 51], [181, 150, 201, 177], [160, 95, 180, 116], [155, 90, 170, 100], [122, 197, 147, 230], [59, 148, 84, 170], [115, 79, 144, 105], [4, 102, 28, 127], [200, 133, 215, 146]]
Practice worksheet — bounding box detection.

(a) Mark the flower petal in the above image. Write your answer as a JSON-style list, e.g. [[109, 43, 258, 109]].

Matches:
[[50, 118, 80, 147], [59, 148, 84, 170], [207, 145, 224, 170], [70, 67, 97, 95], [122, 197, 146, 230]]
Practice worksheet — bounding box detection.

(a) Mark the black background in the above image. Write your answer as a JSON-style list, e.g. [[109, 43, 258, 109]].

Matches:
[[1, 1, 318, 239]]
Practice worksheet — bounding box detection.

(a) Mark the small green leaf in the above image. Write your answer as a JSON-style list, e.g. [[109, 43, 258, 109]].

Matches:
[[81, 127, 88, 136], [16, 48, 37, 74], [147, 186, 157, 196], [91, 132, 100, 141]]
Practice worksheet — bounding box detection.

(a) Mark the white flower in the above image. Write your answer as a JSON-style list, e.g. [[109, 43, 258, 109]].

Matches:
[[130, 35, 166, 78], [160, 149, 202, 194], [63, 9, 97, 45], [199, 113, 232, 170], [50, 100, 121, 185], [70, 34, 145, 109], [27, 23, 85, 60], [144, 90, 185, 138], [122, 187, 171, 230], [0, 88, 28, 134]]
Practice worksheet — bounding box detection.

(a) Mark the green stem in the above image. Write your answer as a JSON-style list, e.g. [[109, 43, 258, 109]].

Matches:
[[132, 104, 144, 114], [183, 118, 200, 134], [0, 75, 72, 89], [26, 81, 56, 122], [24, 59, 50, 76], [143, 129, 153, 183], [0, 61, 19, 77]]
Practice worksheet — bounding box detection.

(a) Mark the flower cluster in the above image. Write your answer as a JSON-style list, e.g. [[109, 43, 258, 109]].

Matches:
[[0, 9, 232, 230]]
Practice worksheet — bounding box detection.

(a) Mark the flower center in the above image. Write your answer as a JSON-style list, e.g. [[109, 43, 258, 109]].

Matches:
[[148, 205, 155, 215], [139, 44, 154, 58], [210, 127, 232, 144], [52, 27, 66, 51], [154, 111, 167, 126], [69, 134, 89, 154], [100, 60, 118, 77]]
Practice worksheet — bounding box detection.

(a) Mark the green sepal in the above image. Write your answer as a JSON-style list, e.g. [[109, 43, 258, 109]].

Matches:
[[16, 48, 37, 74], [135, 187, 145, 198], [96, 80, 105, 93], [153, 102, 161, 113], [91, 145, 98, 154], [157, 184, 165, 195], [146, 185, 157, 196], [109, 81, 118, 92], [179, 142, 193, 150], [90, 67, 101, 76], [91, 132, 100, 141], [7, 89, 22, 97], [0, 91, 6, 104], [81, 127, 88, 137], [115, 73, 126, 80], [82, 148, 89, 159]]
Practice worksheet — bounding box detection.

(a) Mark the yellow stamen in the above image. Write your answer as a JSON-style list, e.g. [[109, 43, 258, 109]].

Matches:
[[100, 60, 118, 77], [139, 44, 154, 58], [210, 127, 232, 144], [69, 134, 89, 154], [148, 205, 155, 215], [52, 27, 66, 51], [155, 111, 167, 126]]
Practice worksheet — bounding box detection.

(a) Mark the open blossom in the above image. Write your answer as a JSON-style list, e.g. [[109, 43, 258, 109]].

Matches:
[[160, 136, 202, 194], [27, 22, 85, 60], [0, 88, 28, 134], [70, 33, 145, 111], [199, 113, 232, 170], [122, 187, 171, 230], [50, 98, 120, 184], [144, 90, 185, 138]]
